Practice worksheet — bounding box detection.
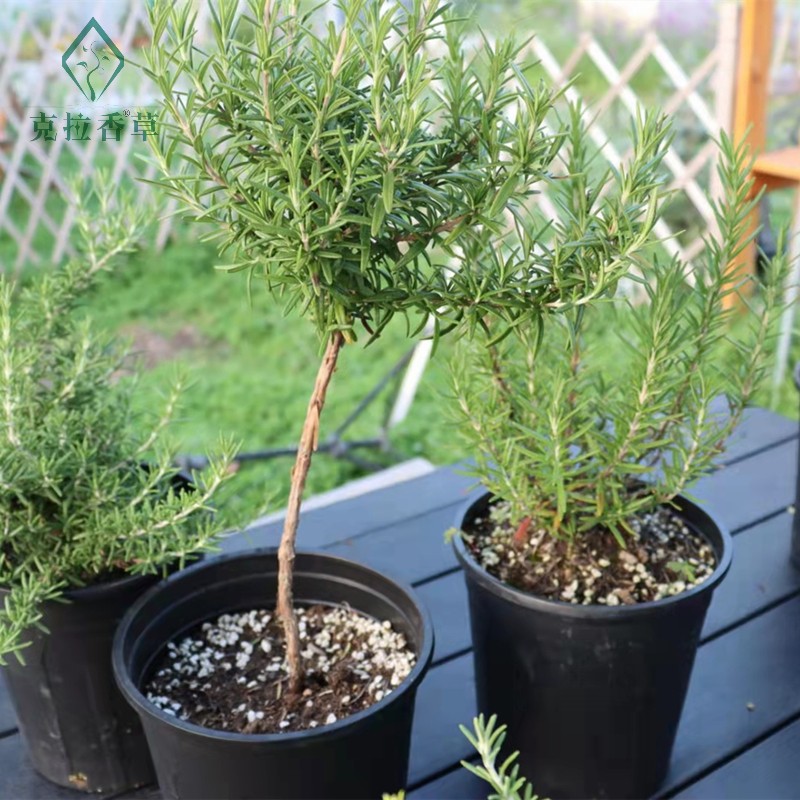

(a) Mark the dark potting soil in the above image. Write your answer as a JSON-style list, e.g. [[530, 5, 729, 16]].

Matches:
[[145, 605, 416, 734], [463, 502, 716, 605]]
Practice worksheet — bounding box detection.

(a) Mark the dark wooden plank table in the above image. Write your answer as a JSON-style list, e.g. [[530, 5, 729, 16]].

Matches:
[[2, 406, 799, 799]]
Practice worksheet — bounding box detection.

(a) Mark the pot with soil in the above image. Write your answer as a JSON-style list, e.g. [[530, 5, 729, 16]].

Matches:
[[447, 160, 784, 798], [112, 549, 433, 800], [454, 491, 731, 799]]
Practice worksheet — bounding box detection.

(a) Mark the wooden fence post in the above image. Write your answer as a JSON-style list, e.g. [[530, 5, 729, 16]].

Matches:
[[725, 0, 775, 308]]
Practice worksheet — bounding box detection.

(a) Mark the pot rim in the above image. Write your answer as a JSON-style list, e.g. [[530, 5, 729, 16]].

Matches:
[[0, 569, 160, 604], [453, 489, 733, 618], [60, 569, 162, 602], [112, 548, 434, 745]]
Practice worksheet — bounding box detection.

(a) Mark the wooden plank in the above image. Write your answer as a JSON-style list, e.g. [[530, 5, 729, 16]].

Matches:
[[703, 509, 800, 639], [692, 437, 797, 531], [733, 0, 774, 152], [415, 719, 800, 800], [727, 0, 776, 303], [408, 654, 475, 788], [662, 594, 800, 794], [324, 503, 462, 587], [410, 762, 484, 800], [674, 718, 800, 799], [752, 146, 800, 186], [221, 465, 474, 556], [416, 572, 470, 664], [250, 459, 435, 528], [721, 407, 796, 465], [0, 734, 158, 800]]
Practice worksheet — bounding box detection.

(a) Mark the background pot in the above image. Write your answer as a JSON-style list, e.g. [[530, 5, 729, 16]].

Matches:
[[113, 549, 434, 800], [454, 491, 732, 800], [1, 468, 194, 793], [792, 362, 800, 568], [2, 572, 159, 793]]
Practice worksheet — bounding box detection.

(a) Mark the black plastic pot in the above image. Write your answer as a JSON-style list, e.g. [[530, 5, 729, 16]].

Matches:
[[1, 572, 159, 793], [1, 468, 194, 793], [112, 549, 434, 800], [792, 362, 800, 569], [454, 492, 732, 800]]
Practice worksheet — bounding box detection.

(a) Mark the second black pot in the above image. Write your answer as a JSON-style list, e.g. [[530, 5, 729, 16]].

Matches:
[[1, 469, 193, 793], [113, 549, 434, 800], [454, 492, 732, 800], [1, 573, 158, 793]]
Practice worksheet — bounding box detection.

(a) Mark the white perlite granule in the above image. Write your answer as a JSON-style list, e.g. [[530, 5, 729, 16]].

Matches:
[[146, 606, 416, 732]]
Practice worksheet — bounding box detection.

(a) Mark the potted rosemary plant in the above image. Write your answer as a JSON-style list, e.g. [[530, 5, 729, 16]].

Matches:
[[112, 1, 670, 798], [449, 135, 788, 799], [0, 184, 235, 793]]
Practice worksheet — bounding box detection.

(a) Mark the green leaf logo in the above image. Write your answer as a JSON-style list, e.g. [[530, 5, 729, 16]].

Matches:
[[62, 17, 124, 102]]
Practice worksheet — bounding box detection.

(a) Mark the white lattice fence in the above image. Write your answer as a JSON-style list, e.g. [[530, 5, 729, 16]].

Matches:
[[0, 0, 736, 276], [524, 19, 736, 270], [0, 1, 174, 274]]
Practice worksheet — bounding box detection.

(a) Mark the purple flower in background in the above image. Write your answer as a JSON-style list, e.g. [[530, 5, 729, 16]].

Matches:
[[656, 0, 716, 44]]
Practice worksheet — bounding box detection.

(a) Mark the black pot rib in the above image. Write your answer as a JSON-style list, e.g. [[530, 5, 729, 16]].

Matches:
[[791, 362, 800, 569], [112, 549, 434, 800], [2, 573, 158, 793], [454, 491, 732, 800]]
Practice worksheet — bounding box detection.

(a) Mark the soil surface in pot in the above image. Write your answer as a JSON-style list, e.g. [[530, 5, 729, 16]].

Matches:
[[463, 502, 715, 605], [145, 605, 416, 733]]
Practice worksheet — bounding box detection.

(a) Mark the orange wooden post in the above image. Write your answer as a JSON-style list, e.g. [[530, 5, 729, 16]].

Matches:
[[725, 0, 775, 309], [732, 0, 774, 153]]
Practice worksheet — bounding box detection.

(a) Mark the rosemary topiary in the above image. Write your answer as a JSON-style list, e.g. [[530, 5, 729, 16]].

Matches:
[[145, 0, 671, 690], [0, 183, 237, 661], [450, 134, 788, 552]]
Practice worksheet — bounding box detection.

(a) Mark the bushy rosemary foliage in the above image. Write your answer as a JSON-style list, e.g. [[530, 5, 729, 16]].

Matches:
[[144, 0, 670, 343], [460, 715, 540, 800], [0, 183, 236, 661], [451, 134, 790, 544]]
